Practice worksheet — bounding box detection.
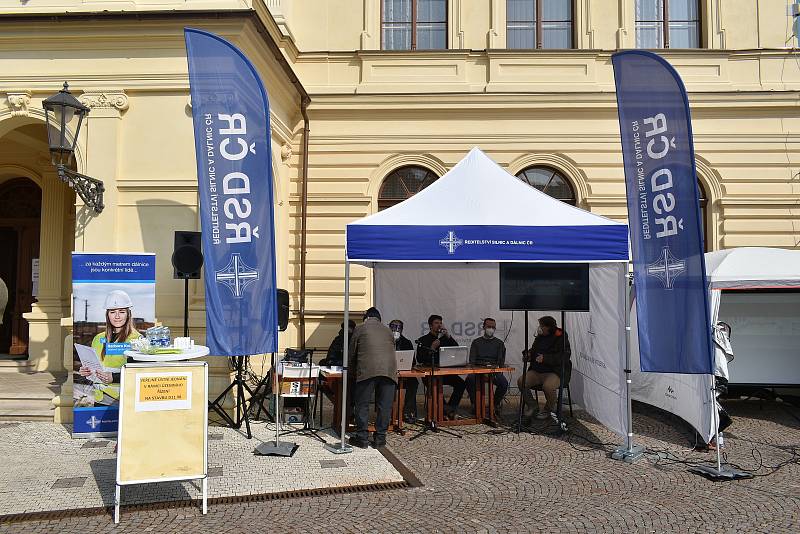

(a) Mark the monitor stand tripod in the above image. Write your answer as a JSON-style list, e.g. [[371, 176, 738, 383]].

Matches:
[[410, 345, 461, 441]]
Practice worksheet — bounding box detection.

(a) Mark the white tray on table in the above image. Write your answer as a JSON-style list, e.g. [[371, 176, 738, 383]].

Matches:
[[124, 345, 210, 362]]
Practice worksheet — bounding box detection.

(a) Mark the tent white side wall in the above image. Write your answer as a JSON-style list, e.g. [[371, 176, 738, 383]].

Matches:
[[375, 262, 629, 438]]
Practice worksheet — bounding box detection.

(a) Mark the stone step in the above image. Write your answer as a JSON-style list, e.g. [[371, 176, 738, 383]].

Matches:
[[0, 388, 56, 400], [0, 360, 36, 373], [0, 413, 54, 421], [0, 399, 54, 421]]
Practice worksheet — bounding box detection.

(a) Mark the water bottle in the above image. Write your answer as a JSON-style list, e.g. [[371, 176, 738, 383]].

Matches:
[[146, 327, 159, 346], [718, 432, 724, 449], [155, 327, 166, 347], [163, 326, 172, 347]]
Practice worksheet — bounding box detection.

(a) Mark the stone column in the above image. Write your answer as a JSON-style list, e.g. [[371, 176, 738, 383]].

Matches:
[[24, 168, 69, 372]]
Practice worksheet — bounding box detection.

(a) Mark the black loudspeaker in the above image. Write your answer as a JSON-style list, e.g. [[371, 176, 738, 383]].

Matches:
[[277, 289, 289, 332], [172, 231, 203, 279]]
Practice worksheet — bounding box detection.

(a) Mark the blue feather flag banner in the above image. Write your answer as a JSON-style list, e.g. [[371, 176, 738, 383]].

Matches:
[[185, 28, 278, 355], [612, 51, 713, 374]]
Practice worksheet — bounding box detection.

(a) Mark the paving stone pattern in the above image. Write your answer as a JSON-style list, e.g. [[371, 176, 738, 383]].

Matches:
[[2, 399, 800, 533], [0, 421, 401, 517]]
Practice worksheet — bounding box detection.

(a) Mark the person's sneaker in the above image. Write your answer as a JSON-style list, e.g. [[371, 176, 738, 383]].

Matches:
[[403, 413, 417, 424], [371, 438, 387, 449], [347, 436, 369, 449], [535, 411, 551, 420], [445, 406, 457, 420]]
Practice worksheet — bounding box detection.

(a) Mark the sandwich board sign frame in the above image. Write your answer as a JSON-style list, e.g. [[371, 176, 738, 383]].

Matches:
[[115, 361, 208, 524]]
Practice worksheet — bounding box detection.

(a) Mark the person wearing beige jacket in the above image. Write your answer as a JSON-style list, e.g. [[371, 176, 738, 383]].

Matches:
[[348, 307, 397, 449]]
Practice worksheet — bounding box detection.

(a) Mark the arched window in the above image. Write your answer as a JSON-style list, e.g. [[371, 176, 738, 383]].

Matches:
[[378, 165, 439, 211], [515, 166, 576, 205], [698, 179, 709, 251]]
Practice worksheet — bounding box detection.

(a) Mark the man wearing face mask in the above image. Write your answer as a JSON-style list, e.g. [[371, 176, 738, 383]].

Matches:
[[518, 316, 571, 422], [389, 320, 418, 422], [465, 318, 508, 418], [416, 314, 465, 419]]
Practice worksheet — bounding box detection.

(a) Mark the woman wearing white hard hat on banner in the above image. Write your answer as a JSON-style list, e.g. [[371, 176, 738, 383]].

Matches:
[[78, 289, 142, 405]]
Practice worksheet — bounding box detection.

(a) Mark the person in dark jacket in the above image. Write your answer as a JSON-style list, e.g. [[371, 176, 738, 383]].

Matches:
[[349, 307, 397, 449], [321, 320, 356, 367], [390, 319, 418, 422], [517, 316, 571, 422], [465, 318, 508, 418], [416, 314, 466, 419]]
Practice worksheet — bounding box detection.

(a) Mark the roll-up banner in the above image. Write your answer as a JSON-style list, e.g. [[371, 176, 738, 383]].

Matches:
[[185, 28, 279, 356], [72, 253, 156, 437], [612, 51, 713, 375]]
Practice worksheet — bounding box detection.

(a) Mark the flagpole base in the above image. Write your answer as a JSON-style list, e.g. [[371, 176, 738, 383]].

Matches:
[[324, 442, 353, 455], [611, 445, 645, 463], [689, 464, 753, 481], [254, 441, 299, 457]]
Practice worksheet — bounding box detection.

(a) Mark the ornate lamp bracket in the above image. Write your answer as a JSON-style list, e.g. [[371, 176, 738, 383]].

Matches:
[[57, 164, 104, 213]]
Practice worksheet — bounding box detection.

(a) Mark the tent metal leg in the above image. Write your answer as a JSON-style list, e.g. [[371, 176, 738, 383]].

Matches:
[[327, 260, 353, 455]]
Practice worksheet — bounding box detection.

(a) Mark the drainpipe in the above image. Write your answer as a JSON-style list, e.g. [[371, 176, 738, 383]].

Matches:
[[298, 97, 311, 349]]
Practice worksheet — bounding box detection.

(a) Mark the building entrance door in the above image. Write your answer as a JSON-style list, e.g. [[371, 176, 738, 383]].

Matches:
[[0, 178, 42, 357]]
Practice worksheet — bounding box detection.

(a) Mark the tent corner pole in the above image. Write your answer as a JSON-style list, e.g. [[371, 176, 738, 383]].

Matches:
[[326, 259, 353, 454]]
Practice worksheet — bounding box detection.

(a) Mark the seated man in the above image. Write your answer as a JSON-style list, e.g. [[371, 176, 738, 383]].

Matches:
[[517, 316, 571, 422], [389, 319, 418, 422], [320, 319, 356, 367], [416, 314, 466, 419], [465, 318, 508, 418]]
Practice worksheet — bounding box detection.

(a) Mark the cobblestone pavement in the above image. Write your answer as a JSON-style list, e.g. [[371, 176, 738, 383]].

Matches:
[[2, 399, 799, 533], [0, 421, 401, 516]]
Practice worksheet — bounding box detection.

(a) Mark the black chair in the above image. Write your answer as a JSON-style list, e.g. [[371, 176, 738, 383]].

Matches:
[[532, 382, 573, 417]]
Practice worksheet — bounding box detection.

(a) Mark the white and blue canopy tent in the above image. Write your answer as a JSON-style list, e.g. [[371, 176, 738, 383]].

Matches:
[[332, 148, 632, 450]]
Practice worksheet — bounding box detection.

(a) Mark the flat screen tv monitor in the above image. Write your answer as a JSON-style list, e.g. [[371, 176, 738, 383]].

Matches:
[[499, 263, 590, 311]]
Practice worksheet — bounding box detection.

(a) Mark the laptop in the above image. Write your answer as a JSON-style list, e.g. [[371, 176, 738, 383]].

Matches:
[[438, 346, 468, 367], [395, 350, 415, 371]]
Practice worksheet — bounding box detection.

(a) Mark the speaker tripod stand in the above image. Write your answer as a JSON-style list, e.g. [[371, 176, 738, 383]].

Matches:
[[208, 355, 270, 439]]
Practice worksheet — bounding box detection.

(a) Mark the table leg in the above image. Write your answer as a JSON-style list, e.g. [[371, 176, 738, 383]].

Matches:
[[487, 374, 496, 424], [475, 374, 485, 421], [436, 377, 445, 422], [396, 378, 405, 433]]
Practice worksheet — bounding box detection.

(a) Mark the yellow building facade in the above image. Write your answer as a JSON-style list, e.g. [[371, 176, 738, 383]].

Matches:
[[0, 1, 798, 421]]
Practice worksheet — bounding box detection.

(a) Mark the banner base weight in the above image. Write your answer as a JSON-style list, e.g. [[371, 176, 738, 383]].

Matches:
[[611, 445, 645, 463], [324, 443, 353, 455], [254, 440, 298, 457], [689, 464, 754, 481]]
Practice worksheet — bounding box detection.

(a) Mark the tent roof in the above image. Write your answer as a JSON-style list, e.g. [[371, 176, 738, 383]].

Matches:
[[346, 148, 629, 263], [705, 247, 800, 289]]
